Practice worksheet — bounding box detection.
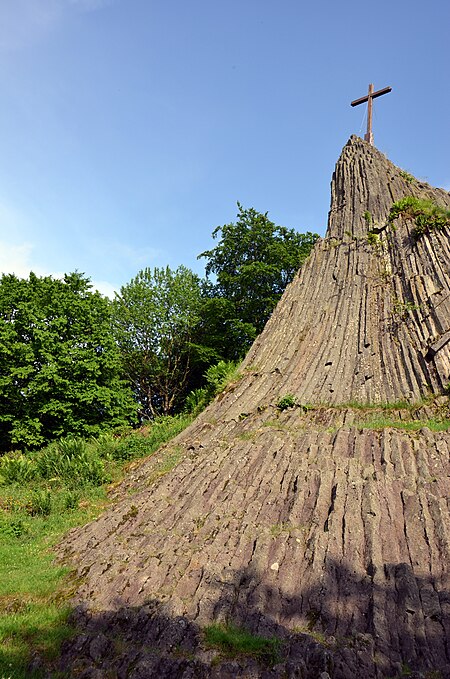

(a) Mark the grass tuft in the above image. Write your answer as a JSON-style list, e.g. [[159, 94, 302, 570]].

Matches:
[[204, 623, 281, 664], [357, 417, 450, 432]]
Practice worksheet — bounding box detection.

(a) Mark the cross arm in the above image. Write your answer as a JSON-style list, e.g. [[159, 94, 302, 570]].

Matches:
[[351, 86, 392, 107]]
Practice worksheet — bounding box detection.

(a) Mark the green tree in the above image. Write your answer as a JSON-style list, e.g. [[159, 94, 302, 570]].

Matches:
[[112, 266, 202, 419], [0, 272, 137, 452], [198, 204, 319, 353]]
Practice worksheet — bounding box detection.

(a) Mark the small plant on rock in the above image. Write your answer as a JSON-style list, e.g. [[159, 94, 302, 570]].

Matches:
[[367, 231, 380, 248], [399, 169, 415, 184], [388, 196, 450, 239], [392, 298, 420, 321], [276, 394, 297, 411]]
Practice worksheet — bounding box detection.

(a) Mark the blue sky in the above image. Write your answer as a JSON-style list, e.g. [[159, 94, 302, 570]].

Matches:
[[0, 0, 449, 296]]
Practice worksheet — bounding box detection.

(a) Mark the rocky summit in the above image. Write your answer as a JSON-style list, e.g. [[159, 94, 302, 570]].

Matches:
[[56, 137, 450, 678]]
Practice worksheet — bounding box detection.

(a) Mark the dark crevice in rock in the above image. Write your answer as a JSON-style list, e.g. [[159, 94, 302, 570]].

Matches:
[[323, 484, 338, 533]]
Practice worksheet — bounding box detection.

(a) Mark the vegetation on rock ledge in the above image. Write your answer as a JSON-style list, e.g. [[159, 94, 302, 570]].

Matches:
[[204, 622, 281, 664], [389, 196, 450, 238]]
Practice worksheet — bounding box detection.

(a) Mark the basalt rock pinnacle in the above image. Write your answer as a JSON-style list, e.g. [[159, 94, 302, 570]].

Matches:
[[327, 135, 450, 240], [57, 138, 450, 679]]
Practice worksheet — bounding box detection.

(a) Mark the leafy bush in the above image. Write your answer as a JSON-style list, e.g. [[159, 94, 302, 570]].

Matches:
[[62, 490, 81, 510], [184, 388, 210, 416], [110, 415, 192, 461], [28, 490, 52, 516], [367, 231, 380, 247], [388, 196, 450, 238], [0, 517, 27, 538], [276, 394, 297, 411], [35, 437, 108, 486], [109, 432, 151, 461], [91, 431, 121, 459], [205, 360, 240, 393], [0, 453, 36, 484], [185, 360, 240, 415], [393, 298, 420, 320]]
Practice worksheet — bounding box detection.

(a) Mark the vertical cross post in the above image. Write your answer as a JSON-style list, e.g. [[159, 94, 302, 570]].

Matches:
[[351, 84, 392, 146], [365, 83, 374, 145]]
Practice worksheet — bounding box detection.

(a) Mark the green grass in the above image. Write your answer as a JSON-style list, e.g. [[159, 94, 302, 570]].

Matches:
[[0, 503, 99, 678], [0, 414, 193, 678], [204, 623, 281, 665], [357, 417, 450, 432]]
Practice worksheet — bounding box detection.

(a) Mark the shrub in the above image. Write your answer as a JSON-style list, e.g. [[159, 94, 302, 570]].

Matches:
[[91, 431, 121, 459], [110, 432, 151, 461], [276, 394, 297, 411], [185, 360, 240, 416], [205, 360, 240, 394], [111, 415, 192, 462], [367, 231, 380, 247], [62, 490, 81, 510], [35, 437, 108, 486], [0, 453, 36, 484], [388, 196, 450, 238], [392, 299, 420, 320], [28, 490, 52, 516], [0, 517, 27, 538], [184, 388, 209, 416]]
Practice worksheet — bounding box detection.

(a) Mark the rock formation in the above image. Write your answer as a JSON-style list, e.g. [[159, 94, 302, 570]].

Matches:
[[57, 136, 450, 678]]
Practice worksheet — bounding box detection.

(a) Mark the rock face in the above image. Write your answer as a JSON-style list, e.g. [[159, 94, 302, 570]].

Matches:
[[57, 137, 450, 679]]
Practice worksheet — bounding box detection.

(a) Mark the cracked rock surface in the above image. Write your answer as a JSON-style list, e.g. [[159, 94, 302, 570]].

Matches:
[[55, 137, 450, 678]]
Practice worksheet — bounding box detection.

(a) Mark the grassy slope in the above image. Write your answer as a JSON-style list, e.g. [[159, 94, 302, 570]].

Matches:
[[0, 415, 192, 679]]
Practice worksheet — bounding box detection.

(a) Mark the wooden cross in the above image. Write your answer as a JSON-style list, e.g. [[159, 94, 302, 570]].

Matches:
[[351, 83, 392, 145]]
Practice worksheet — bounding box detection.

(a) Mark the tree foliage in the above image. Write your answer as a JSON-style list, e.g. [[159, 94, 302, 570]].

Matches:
[[0, 272, 137, 451], [198, 203, 319, 350], [0, 207, 318, 438], [112, 266, 202, 418]]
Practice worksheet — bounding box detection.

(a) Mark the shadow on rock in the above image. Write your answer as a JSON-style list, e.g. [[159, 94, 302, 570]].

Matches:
[[50, 558, 449, 679]]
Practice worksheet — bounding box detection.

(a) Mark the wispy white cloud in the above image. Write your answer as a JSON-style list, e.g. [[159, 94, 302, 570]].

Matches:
[[0, 240, 116, 297], [0, 239, 66, 280], [91, 279, 117, 298]]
